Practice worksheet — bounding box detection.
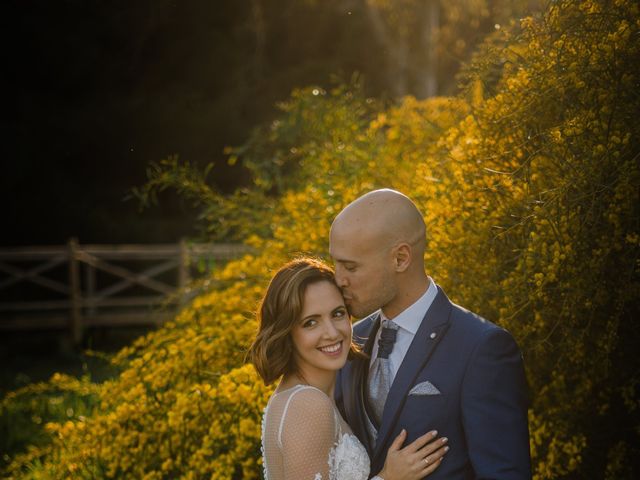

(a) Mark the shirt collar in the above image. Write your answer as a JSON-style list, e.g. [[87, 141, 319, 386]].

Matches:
[[381, 278, 437, 335]]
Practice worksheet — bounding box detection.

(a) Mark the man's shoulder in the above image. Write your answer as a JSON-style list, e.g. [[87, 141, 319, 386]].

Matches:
[[447, 297, 516, 343], [450, 301, 493, 327]]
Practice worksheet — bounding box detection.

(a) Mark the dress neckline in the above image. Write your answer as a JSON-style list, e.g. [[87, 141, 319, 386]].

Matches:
[[273, 383, 327, 398]]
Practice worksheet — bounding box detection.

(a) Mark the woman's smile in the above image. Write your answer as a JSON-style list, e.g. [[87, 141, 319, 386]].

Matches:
[[318, 341, 343, 355]]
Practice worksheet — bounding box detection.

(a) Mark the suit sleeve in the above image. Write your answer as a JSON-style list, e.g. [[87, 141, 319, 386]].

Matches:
[[461, 328, 531, 479]]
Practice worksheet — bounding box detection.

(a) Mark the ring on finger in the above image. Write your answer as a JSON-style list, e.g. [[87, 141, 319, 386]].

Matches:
[[424, 457, 430, 466]]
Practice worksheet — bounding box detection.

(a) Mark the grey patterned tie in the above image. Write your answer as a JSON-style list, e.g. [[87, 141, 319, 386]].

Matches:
[[368, 319, 399, 427]]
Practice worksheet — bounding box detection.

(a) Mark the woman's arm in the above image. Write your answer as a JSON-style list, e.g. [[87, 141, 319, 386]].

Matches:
[[280, 388, 338, 479]]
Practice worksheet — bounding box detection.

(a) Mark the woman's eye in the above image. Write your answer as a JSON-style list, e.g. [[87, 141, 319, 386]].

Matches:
[[334, 309, 347, 318], [303, 319, 317, 328]]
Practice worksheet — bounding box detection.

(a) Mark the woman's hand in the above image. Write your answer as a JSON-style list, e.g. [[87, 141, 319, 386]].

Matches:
[[378, 429, 448, 480]]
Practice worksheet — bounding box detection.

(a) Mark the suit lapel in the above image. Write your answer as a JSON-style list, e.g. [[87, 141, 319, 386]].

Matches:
[[373, 287, 452, 462], [343, 314, 380, 454]]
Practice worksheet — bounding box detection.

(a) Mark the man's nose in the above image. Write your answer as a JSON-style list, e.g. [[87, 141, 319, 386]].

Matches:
[[335, 266, 348, 287]]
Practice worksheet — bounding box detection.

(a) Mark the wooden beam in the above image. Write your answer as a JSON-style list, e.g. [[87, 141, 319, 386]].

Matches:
[[0, 315, 70, 330], [0, 295, 170, 312], [0, 243, 249, 259], [68, 238, 83, 345], [83, 295, 169, 308], [91, 259, 179, 299], [178, 238, 189, 306], [0, 300, 71, 311], [0, 246, 68, 259], [0, 241, 248, 333], [77, 251, 175, 295], [0, 312, 174, 330], [0, 260, 70, 295], [84, 312, 172, 327]]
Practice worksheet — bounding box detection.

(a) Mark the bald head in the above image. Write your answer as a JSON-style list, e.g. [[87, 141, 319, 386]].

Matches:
[[331, 189, 426, 253], [329, 189, 428, 318]]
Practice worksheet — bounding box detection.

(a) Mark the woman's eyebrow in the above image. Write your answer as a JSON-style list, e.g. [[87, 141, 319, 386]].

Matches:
[[300, 313, 320, 322]]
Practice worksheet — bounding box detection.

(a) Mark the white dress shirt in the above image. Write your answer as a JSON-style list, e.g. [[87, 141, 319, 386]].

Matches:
[[369, 278, 438, 381]]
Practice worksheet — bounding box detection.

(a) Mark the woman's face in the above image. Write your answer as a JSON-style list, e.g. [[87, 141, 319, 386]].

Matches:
[[290, 280, 351, 380]]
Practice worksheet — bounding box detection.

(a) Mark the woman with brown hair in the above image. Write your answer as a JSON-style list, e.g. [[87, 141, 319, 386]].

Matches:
[[247, 257, 448, 480]]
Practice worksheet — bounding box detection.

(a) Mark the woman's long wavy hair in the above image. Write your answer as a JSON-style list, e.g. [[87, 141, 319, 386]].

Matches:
[[247, 257, 362, 385]]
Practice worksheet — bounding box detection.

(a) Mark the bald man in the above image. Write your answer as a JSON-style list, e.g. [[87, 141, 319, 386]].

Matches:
[[331, 189, 531, 479]]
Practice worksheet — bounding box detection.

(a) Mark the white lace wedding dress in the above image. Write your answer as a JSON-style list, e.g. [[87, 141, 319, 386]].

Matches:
[[261, 384, 382, 480]]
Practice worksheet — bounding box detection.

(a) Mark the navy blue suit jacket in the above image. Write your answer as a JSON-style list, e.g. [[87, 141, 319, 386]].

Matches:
[[335, 286, 531, 479]]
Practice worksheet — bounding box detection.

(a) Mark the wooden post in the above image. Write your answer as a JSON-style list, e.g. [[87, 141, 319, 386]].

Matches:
[[85, 262, 96, 318], [178, 238, 190, 306], [68, 237, 83, 346]]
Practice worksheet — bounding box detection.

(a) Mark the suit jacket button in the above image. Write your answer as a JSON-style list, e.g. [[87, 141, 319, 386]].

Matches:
[[430, 332, 437, 339]]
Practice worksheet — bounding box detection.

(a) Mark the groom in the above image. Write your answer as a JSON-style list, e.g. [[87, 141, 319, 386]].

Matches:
[[332, 189, 531, 479]]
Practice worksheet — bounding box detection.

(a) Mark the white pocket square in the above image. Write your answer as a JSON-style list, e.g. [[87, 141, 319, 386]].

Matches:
[[409, 381, 441, 396]]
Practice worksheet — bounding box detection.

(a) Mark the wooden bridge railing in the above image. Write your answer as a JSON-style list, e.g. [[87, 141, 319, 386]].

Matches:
[[0, 239, 248, 344]]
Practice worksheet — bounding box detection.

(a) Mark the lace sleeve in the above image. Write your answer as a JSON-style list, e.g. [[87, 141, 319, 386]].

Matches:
[[279, 387, 338, 479]]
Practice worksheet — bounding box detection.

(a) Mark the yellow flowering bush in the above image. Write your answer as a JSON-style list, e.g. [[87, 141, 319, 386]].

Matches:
[[409, 1, 640, 476], [3, 0, 638, 477], [0, 373, 101, 476]]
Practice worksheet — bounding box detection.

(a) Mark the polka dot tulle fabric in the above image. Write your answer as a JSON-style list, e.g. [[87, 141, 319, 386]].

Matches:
[[261, 385, 372, 480]]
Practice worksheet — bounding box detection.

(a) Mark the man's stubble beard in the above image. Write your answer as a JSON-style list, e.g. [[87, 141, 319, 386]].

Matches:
[[347, 281, 397, 320]]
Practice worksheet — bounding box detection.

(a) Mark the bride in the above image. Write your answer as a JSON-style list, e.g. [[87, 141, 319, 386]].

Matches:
[[247, 258, 448, 480]]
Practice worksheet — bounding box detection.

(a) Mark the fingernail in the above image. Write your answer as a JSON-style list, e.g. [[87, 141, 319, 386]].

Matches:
[[444, 446, 449, 452], [431, 430, 438, 436], [441, 437, 448, 444]]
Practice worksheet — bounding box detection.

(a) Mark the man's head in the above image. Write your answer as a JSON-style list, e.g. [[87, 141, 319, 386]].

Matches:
[[329, 189, 428, 319]]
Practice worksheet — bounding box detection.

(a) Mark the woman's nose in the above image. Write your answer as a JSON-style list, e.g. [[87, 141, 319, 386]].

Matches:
[[322, 319, 340, 338]]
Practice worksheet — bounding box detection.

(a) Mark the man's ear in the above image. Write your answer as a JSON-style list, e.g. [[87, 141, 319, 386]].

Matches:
[[393, 243, 411, 272]]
